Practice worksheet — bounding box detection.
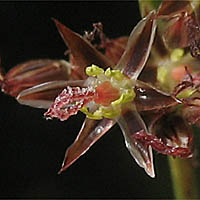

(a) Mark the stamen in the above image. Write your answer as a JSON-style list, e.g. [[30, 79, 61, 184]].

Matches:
[[44, 86, 95, 121], [133, 131, 192, 158]]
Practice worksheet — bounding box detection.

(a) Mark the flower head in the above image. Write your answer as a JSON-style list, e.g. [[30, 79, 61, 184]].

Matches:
[[1, 0, 200, 179]]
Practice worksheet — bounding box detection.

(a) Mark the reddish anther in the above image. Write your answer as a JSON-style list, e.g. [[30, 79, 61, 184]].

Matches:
[[133, 131, 192, 158], [44, 86, 95, 121]]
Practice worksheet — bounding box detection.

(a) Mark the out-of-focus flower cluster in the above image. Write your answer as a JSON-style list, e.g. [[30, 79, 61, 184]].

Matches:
[[1, 0, 200, 178]]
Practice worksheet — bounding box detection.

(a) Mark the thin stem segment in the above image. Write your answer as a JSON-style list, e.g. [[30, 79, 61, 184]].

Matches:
[[168, 156, 199, 199]]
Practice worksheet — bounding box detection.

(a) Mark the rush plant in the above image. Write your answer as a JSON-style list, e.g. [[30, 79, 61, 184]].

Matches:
[[1, 1, 200, 199]]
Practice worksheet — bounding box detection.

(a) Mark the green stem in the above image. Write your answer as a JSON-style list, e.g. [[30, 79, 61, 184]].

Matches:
[[168, 156, 199, 199]]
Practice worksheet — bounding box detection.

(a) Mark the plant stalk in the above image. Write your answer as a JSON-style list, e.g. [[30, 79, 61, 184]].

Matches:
[[168, 156, 199, 199]]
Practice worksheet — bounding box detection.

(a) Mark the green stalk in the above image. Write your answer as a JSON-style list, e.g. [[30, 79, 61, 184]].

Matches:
[[168, 156, 199, 199]]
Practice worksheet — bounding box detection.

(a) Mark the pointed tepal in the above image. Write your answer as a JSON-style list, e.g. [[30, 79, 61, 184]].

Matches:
[[17, 80, 85, 109], [117, 104, 155, 178], [52, 18, 113, 79], [115, 10, 157, 80], [58, 118, 115, 174]]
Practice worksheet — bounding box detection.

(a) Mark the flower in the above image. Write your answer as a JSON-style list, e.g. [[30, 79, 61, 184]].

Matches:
[[1, 0, 200, 179]]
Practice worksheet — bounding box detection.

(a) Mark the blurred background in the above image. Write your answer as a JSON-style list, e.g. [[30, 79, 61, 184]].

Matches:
[[0, 2, 173, 199]]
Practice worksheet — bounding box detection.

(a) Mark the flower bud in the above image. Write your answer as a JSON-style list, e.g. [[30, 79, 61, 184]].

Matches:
[[1, 59, 72, 97]]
